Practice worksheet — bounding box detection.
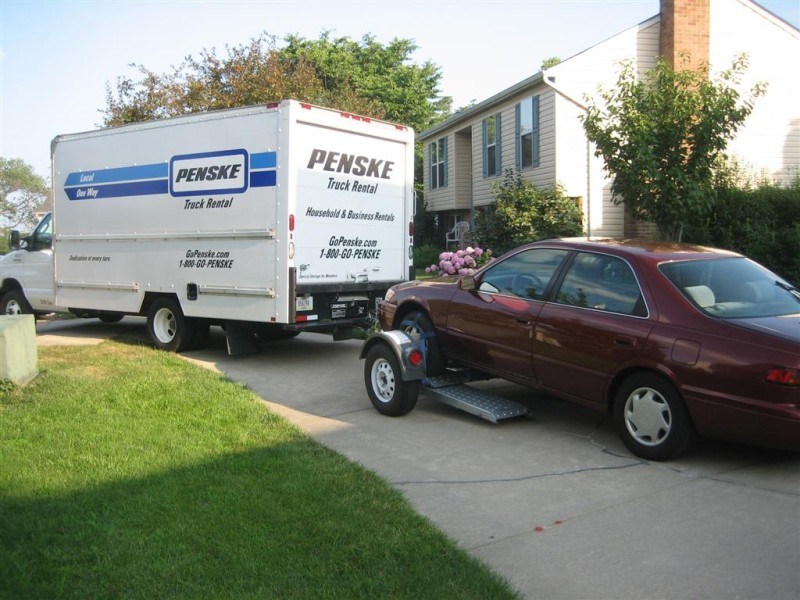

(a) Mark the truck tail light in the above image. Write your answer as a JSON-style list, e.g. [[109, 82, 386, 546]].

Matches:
[[289, 214, 295, 232], [766, 368, 800, 386]]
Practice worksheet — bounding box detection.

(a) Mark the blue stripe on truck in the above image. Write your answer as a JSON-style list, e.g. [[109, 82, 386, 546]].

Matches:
[[64, 150, 276, 199], [65, 179, 169, 200], [64, 163, 168, 186], [250, 152, 277, 169]]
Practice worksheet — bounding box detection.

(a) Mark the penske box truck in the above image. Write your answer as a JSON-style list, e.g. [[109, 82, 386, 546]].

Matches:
[[0, 100, 415, 353]]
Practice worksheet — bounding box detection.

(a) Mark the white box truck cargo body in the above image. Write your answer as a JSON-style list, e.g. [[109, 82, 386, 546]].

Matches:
[[45, 100, 414, 352]]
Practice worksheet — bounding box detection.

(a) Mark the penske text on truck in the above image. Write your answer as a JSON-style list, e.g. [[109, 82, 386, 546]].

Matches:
[[0, 100, 416, 353]]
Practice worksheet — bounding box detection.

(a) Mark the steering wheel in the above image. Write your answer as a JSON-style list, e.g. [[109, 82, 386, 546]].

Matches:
[[511, 273, 544, 298]]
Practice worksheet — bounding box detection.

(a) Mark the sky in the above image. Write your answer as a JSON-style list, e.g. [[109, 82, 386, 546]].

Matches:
[[1, 0, 799, 181]]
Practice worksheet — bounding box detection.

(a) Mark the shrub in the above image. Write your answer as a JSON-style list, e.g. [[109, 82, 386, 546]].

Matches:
[[413, 244, 443, 269], [424, 246, 494, 277], [684, 175, 800, 285], [476, 170, 583, 255]]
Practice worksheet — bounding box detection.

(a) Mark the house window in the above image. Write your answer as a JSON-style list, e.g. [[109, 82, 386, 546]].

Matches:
[[483, 113, 501, 177], [429, 137, 448, 189], [516, 96, 540, 169]]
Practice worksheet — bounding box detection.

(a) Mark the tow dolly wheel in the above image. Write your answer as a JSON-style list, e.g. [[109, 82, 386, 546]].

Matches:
[[364, 343, 420, 416]]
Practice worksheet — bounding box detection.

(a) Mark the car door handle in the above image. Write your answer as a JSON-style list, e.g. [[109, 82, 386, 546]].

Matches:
[[614, 335, 637, 347], [516, 319, 531, 325]]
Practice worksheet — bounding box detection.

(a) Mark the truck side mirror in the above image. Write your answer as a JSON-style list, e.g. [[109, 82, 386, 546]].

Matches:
[[10, 230, 20, 251]]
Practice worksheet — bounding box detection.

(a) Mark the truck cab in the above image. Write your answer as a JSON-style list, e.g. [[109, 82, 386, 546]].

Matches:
[[0, 212, 61, 315]]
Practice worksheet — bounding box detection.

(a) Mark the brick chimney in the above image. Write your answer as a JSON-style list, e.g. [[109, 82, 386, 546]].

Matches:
[[660, 0, 710, 70]]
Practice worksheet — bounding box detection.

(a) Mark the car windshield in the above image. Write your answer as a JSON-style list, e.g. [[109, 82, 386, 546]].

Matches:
[[659, 257, 800, 318]]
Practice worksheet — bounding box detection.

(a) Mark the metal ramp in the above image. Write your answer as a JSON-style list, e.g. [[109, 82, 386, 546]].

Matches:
[[423, 371, 530, 424]]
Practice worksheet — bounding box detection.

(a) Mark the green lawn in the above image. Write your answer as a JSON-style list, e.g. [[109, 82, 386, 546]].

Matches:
[[1, 341, 517, 599]]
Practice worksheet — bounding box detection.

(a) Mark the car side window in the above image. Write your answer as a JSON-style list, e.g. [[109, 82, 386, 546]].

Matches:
[[555, 252, 646, 316], [478, 248, 568, 300]]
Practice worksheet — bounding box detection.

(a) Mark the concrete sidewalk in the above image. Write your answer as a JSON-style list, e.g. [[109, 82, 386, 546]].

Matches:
[[36, 318, 800, 599]]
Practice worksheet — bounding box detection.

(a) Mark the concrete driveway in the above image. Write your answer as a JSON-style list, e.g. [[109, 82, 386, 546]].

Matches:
[[36, 317, 800, 599]]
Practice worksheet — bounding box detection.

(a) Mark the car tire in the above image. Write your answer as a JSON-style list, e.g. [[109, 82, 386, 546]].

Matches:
[[364, 343, 420, 416], [1, 289, 33, 316], [147, 298, 196, 352], [398, 310, 444, 376], [613, 372, 694, 461]]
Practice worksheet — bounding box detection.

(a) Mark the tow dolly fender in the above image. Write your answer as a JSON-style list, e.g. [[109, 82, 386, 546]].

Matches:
[[360, 331, 426, 382]]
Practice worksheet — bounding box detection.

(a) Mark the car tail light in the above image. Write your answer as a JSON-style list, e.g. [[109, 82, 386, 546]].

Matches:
[[408, 349, 424, 367], [766, 368, 800, 386]]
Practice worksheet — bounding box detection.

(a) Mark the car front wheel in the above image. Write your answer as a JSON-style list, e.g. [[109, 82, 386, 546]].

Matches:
[[613, 373, 694, 461], [398, 310, 444, 375]]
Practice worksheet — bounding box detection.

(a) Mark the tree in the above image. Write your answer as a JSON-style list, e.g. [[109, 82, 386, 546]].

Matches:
[[582, 54, 765, 241], [541, 57, 561, 70], [477, 170, 584, 254], [103, 32, 451, 133], [1, 157, 50, 231], [280, 32, 451, 133]]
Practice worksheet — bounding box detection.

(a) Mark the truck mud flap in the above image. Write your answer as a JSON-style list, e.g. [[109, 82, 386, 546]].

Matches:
[[225, 321, 259, 356]]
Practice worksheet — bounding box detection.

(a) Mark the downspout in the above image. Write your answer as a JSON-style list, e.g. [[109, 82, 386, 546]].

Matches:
[[541, 70, 593, 239]]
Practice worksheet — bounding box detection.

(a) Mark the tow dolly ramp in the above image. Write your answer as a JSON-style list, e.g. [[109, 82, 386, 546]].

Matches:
[[423, 370, 530, 424]]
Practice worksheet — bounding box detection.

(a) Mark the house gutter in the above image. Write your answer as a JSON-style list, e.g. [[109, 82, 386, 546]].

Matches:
[[541, 71, 593, 239]]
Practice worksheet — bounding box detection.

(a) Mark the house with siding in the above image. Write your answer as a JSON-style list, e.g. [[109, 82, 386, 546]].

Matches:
[[419, 0, 800, 241]]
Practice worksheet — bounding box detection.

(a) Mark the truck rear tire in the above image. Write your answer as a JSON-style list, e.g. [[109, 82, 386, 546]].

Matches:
[[147, 298, 196, 352], [1, 290, 33, 316]]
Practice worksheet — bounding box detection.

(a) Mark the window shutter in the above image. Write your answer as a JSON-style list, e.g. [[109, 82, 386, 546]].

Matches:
[[443, 136, 449, 187], [496, 113, 502, 175], [532, 96, 540, 168], [482, 120, 488, 178], [515, 104, 521, 171], [428, 142, 434, 188]]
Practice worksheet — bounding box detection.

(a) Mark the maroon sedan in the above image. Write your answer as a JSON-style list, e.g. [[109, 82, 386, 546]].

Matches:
[[377, 239, 800, 460]]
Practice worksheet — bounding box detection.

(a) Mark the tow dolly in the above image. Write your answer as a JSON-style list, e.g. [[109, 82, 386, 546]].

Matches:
[[360, 330, 530, 423]]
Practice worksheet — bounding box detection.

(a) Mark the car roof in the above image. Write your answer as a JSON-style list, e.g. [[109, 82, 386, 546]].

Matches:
[[528, 238, 743, 266]]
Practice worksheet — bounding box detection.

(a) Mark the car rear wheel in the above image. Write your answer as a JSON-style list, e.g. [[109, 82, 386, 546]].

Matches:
[[364, 343, 419, 416], [613, 373, 694, 461], [398, 310, 444, 376]]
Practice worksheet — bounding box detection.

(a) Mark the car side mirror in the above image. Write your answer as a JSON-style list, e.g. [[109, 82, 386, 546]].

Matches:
[[459, 275, 476, 291], [10, 230, 20, 251]]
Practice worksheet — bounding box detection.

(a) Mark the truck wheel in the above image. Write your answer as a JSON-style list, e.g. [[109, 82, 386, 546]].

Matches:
[[1, 290, 33, 316], [399, 311, 444, 376], [613, 372, 695, 461], [147, 298, 196, 352], [364, 343, 419, 416]]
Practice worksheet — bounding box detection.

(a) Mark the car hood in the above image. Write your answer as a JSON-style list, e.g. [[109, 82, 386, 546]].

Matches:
[[724, 313, 800, 344]]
